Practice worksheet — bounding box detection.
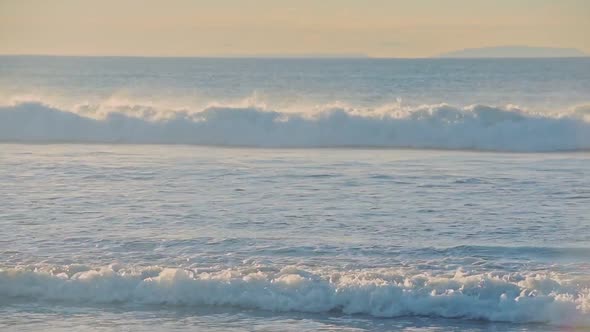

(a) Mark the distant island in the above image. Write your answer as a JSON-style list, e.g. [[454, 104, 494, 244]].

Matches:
[[438, 46, 588, 58]]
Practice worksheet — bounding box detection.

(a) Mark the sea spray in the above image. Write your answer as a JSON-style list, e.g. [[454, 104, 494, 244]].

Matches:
[[1, 101, 589, 151]]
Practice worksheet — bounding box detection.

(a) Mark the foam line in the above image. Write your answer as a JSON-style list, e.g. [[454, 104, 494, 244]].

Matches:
[[1, 265, 588, 326]]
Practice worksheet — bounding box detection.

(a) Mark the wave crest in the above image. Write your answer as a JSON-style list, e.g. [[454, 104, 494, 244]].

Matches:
[[1, 101, 589, 151], [1, 265, 588, 326]]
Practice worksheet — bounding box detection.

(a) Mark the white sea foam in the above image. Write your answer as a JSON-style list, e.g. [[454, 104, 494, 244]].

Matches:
[[1, 100, 589, 151], [0, 265, 588, 327]]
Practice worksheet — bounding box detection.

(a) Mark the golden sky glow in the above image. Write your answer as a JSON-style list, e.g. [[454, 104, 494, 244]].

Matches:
[[1, 0, 588, 57]]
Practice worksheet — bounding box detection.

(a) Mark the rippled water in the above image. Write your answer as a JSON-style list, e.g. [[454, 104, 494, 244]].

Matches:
[[1, 144, 589, 331], [1, 56, 589, 330]]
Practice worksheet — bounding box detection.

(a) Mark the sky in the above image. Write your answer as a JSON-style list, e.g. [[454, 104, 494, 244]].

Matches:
[[0, 0, 589, 57]]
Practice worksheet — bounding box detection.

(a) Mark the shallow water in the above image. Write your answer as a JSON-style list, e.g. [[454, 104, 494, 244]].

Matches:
[[1, 144, 589, 331], [2, 56, 590, 330]]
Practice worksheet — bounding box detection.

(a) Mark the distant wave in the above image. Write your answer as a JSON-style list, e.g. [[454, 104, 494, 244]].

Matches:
[[1, 265, 588, 327], [1, 100, 589, 151]]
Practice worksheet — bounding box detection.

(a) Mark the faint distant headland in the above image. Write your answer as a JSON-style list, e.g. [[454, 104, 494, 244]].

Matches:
[[438, 46, 588, 58]]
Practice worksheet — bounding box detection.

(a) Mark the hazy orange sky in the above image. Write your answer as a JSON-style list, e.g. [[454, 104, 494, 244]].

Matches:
[[1, 0, 588, 57]]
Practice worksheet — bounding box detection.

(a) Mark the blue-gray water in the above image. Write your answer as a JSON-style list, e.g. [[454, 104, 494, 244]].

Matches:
[[0, 57, 589, 331], [1, 56, 590, 151]]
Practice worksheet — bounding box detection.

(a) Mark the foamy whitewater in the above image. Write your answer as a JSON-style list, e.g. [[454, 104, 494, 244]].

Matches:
[[1, 56, 589, 331], [1, 101, 590, 152]]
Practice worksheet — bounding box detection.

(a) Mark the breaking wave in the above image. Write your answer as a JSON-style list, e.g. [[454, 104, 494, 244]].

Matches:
[[1, 265, 589, 327], [1, 100, 590, 151]]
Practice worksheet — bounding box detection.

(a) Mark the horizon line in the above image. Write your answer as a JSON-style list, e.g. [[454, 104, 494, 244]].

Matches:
[[1, 53, 589, 60]]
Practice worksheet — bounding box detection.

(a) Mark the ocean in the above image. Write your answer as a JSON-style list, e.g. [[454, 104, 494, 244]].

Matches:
[[0, 56, 589, 331]]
